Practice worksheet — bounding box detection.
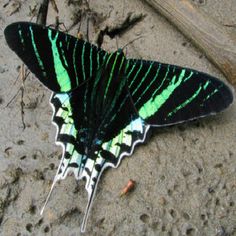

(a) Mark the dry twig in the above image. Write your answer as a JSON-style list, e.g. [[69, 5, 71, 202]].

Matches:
[[142, 0, 236, 86]]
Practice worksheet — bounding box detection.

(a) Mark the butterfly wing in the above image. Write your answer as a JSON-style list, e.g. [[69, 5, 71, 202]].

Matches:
[[51, 91, 149, 231], [47, 51, 150, 232], [126, 59, 234, 126], [4, 22, 107, 92]]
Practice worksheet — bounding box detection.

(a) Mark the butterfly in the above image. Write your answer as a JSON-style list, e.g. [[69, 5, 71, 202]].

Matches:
[[4, 22, 234, 232]]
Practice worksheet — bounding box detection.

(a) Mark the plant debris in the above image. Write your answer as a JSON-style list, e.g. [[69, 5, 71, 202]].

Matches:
[[96, 12, 145, 47]]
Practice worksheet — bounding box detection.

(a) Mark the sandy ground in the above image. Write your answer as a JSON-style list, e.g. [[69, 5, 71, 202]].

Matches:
[[0, 0, 236, 235]]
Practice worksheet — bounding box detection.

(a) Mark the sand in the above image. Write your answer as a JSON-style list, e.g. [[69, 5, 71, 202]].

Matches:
[[0, 0, 236, 235]]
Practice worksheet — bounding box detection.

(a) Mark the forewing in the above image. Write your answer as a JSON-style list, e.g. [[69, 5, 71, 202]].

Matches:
[[126, 59, 234, 126], [4, 22, 107, 92]]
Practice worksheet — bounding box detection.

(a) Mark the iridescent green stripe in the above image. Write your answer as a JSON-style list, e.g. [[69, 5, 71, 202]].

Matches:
[[203, 88, 218, 102], [97, 52, 100, 70], [48, 29, 71, 91], [139, 69, 186, 119], [118, 56, 125, 73], [134, 63, 161, 105], [201, 82, 219, 104], [29, 26, 46, 77], [125, 60, 130, 71], [152, 64, 169, 98], [105, 53, 113, 67], [81, 42, 86, 80], [129, 61, 143, 88], [184, 71, 194, 82], [18, 25, 24, 46], [65, 35, 70, 50], [172, 66, 176, 73], [167, 84, 202, 117], [126, 61, 136, 80], [97, 51, 108, 70], [109, 94, 129, 124], [131, 62, 154, 96], [203, 80, 210, 90], [105, 57, 129, 124], [92, 68, 102, 92], [91, 55, 105, 104], [104, 53, 119, 100], [73, 40, 79, 86]]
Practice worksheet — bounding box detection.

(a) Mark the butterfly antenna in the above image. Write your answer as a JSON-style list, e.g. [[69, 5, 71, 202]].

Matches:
[[121, 35, 143, 51]]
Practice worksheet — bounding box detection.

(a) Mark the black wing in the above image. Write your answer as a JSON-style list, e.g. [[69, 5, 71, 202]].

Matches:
[[4, 22, 107, 92], [125, 59, 234, 126]]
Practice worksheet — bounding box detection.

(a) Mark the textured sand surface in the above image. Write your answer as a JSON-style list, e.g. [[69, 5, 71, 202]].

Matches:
[[0, 0, 236, 235]]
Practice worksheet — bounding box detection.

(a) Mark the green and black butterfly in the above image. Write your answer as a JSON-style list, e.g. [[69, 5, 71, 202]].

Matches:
[[4, 22, 234, 232]]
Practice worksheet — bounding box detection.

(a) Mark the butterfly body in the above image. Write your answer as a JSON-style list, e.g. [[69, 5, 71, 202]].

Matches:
[[4, 22, 234, 232]]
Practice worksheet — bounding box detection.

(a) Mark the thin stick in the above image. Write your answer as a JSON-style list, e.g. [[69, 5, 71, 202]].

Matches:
[[5, 66, 30, 108], [20, 87, 26, 130], [20, 64, 26, 130]]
